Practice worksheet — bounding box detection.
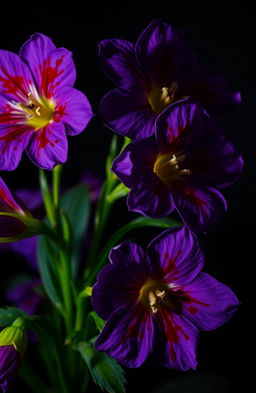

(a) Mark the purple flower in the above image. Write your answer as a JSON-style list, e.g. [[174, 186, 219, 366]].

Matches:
[[0, 346, 20, 393], [112, 102, 243, 232], [0, 33, 93, 170], [92, 227, 239, 370], [99, 19, 241, 139]]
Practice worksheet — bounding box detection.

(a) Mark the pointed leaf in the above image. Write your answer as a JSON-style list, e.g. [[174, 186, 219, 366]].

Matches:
[[0, 307, 25, 326]]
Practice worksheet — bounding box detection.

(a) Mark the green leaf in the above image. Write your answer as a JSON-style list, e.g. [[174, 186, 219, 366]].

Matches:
[[88, 217, 181, 284], [38, 235, 63, 311], [75, 342, 126, 393], [0, 307, 25, 327], [89, 311, 105, 332], [60, 184, 90, 277]]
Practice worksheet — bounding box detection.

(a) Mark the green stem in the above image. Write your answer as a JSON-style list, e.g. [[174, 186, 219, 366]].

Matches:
[[53, 164, 63, 209], [39, 169, 56, 226], [59, 247, 73, 335]]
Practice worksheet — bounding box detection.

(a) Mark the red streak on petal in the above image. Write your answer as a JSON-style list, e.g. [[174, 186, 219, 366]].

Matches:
[[0, 126, 31, 154], [0, 187, 19, 212], [184, 290, 210, 309], [183, 188, 208, 217], [121, 307, 146, 344], [162, 250, 181, 280], [0, 67, 27, 97], [54, 103, 66, 122], [39, 55, 65, 98], [36, 127, 56, 156], [160, 309, 189, 361], [187, 306, 198, 314]]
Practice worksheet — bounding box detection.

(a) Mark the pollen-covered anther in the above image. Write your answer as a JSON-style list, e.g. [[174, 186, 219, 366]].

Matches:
[[154, 153, 191, 186]]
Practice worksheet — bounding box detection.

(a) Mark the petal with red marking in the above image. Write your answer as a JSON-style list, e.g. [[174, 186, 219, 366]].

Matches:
[[146, 226, 204, 285], [0, 125, 34, 171], [95, 305, 153, 368], [26, 122, 67, 170], [0, 177, 25, 213], [172, 185, 227, 232], [53, 86, 93, 135], [181, 273, 240, 330], [0, 50, 33, 101], [153, 309, 198, 370]]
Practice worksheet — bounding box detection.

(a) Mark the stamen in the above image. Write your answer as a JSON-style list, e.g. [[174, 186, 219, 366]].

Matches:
[[154, 153, 191, 186]]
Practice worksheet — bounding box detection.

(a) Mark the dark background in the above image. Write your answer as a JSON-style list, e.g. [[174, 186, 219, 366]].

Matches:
[[0, 1, 255, 392]]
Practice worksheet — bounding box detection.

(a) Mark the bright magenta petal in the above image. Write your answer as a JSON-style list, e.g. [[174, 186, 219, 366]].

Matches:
[[26, 122, 67, 170], [0, 177, 25, 213]]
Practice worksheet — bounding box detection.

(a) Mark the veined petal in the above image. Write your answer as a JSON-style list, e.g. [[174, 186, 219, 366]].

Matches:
[[180, 273, 240, 330], [98, 39, 145, 86], [146, 226, 204, 285], [135, 19, 193, 87], [0, 125, 34, 171], [100, 87, 157, 139], [53, 86, 93, 135], [24, 45, 76, 98], [26, 122, 67, 170], [95, 304, 153, 368], [153, 309, 198, 370], [92, 242, 150, 320], [172, 185, 227, 232], [0, 50, 33, 101], [0, 178, 26, 214]]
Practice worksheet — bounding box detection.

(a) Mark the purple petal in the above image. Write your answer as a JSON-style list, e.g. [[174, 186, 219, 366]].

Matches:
[[26, 122, 67, 170], [172, 185, 227, 232], [100, 87, 157, 139], [0, 50, 33, 101], [127, 175, 175, 217], [0, 216, 26, 238], [153, 309, 198, 370], [92, 242, 150, 320], [155, 101, 207, 150], [0, 177, 25, 214], [53, 86, 93, 135], [98, 39, 145, 86], [180, 273, 240, 330], [0, 346, 20, 393], [146, 226, 204, 285], [0, 125, 34, 171], [6, 278, 42, 315], [95, 305, 153, 368], [135, 19, 193, 87], [184, 64, 242, 112], [15, 189, 42, 212], [112, 138, 158, 187]]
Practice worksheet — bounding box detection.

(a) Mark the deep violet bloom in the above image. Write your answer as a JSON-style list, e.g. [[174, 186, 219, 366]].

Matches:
[[99, 19, 241, 139], [0, 33, 93, 170], [0, 346, 20, 392], [112, 101, 243, 232], [92, 227, 240, 370]]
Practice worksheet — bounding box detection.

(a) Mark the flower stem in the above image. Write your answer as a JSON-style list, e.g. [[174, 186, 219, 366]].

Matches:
[[53, 164, 63, 209], [39, 169, 56, 226]]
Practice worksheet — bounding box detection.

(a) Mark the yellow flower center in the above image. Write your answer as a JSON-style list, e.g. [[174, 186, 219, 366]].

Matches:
[[148, 82, 179, 114], [18, 92, 54, 129], [139, 280, 169, 314], [153, 153, 191, 186]]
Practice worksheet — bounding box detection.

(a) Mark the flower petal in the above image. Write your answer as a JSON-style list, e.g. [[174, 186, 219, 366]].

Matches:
[[0, 125, 34, 171], [0, 345, 20, 392], [172, 185, 227, 232], [100, 87, 157, 139], [98, 39, 145, 86], [0, 178, 25, 214], [0, 216, 26, 239], [26, 122, 67, 170], [0, 50, 33, 101], [180, 273, 240, 330], [53, 86, 93, 135], [95, 305, 153, 368], [111, 138, 158, 188], [92, 242, 150, 320], [153, 309, 199, 370], [135, 19, 193, 86], [127, 175, 175, 217], [146, 226, 204, 285]]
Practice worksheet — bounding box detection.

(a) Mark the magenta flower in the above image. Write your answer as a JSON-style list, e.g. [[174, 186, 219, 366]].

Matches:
[[0, 33, 93, 170], [99, 19, 241, 139], [92, 227, 239, 370], [112, 101, 243, 232]]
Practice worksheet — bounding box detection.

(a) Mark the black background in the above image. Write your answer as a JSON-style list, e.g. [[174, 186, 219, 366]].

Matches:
[[0, 1, 255, 392]]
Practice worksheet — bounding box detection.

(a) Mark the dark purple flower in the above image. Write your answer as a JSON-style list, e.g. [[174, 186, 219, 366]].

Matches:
[[99, 19, 241, 139], [112, 101, 243, 232], [0, 346, 20, 393], [6, 278, 42, 315], [92, 227, 239, 370], [0, 33, 93, 170]]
